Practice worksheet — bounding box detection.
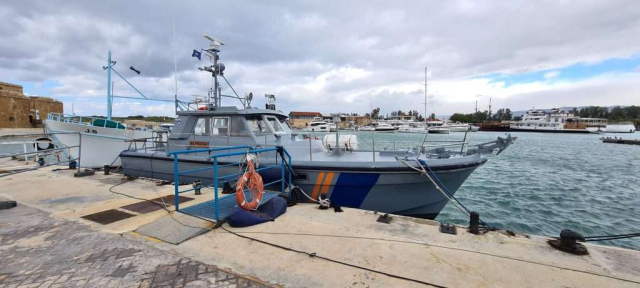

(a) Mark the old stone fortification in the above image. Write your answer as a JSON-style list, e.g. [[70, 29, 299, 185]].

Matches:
[[0, 81, 63, 128]]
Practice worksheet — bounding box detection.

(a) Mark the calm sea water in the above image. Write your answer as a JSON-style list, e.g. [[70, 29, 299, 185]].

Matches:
[[315, 130, 640, 250]]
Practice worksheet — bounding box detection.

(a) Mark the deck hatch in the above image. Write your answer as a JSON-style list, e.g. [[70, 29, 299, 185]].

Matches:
[[81, 209, 136, 225]]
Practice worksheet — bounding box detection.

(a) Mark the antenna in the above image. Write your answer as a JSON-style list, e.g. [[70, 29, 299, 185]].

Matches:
[[173, 16, 178, 113], [204, 34, 225, 51]]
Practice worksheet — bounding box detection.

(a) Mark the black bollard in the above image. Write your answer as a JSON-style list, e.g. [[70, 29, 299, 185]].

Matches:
[[69, 160, 77, 170], [469, 211, 480, 234], [104, 165, 111, 175]]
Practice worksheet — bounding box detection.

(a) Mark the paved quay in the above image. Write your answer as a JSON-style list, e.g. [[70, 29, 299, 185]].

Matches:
[[1, 164, 640, 287], [0, 201, 271, 288]]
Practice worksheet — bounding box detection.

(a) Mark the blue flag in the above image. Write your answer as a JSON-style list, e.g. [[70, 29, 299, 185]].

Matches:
[[192, 49, 201, 60]]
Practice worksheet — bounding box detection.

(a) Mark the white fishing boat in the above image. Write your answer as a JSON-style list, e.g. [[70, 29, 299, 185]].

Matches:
[[45, 114, 154, 167], [358, 126, 375, 131], [606, 122, 636, 133], [44, 51, 165, 167]]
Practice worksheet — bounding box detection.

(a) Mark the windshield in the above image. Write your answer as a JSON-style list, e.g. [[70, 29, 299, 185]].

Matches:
[[278, 117, 292, 133], [266, 116, 285, 133], [246, 116, 270, 135]]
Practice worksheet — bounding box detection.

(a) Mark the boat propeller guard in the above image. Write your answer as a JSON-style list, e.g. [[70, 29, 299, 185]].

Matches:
[[235, 157, 264, 210]]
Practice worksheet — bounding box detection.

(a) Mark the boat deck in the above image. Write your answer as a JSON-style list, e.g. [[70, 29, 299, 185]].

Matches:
[[1, 163, 639, 287]]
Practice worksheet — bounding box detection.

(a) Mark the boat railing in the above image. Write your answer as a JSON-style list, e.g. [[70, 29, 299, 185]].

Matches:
[[299, 130, 470, 162], [124, 131, 169, 153], [167, 145, 292, 221], [0, 131, 84, 175], [47, 112, 157, 131]]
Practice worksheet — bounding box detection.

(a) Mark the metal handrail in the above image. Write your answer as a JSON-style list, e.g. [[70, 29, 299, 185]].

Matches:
[[169, 145, 291, 221], [0, 131, 83, 173]]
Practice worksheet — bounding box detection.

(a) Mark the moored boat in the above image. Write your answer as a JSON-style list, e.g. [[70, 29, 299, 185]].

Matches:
[[606, 122, 636, 133], [510, 108, 606, 133], [119, 35, 516, 219]]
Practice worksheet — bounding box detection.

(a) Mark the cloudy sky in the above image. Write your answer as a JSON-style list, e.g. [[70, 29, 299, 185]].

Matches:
[[2, 0, 640, 117]]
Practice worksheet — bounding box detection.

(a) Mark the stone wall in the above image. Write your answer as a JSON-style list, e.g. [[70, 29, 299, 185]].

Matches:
[[0, 81, 63, 128]]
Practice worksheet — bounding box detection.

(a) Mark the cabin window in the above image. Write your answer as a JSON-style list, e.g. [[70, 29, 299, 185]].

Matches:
[[266, 116, 285, 133], [230, 116, 250, 137], [193, 117, 211, 136], [211, 117, 229, 136], [246, 116, 270, 135], [278, 117, 292, 132]]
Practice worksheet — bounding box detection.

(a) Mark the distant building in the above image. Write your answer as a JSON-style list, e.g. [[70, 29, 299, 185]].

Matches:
[[288, 111, 323, 128], [341, 115, 371, 127], [0, 81, 63, 128], [390, 115, 416, 121]]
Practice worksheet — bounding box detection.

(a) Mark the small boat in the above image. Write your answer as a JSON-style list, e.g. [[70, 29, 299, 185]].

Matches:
[[606, 122, 636, 133], [426, 120, 450, 134], [304, 117, 330, 132], [443, 121, 475, 132], [397, 126, 428, 134], [374, 123, 396, 132], [358, 126, 375, 131], [328, 122, 338, 132]]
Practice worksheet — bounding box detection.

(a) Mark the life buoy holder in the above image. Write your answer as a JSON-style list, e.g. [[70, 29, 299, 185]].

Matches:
[[235, 158, 264, 210]]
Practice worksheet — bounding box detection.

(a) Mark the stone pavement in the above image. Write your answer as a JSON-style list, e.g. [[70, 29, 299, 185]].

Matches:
[[0, 203, 272, 288]]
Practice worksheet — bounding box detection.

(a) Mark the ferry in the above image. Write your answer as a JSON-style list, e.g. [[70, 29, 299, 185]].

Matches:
[[510, 109, 606, 133]]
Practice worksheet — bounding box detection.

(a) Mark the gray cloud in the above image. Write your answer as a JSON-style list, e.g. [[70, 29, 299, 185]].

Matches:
[[2, 0, 640, 117]]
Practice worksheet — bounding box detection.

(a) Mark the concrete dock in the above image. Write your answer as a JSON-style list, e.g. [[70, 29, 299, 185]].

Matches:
[[1, 163, 640, 287]]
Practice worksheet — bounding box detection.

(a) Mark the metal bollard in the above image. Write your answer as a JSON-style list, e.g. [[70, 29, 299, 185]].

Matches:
[[103, 165, 111, 175], [469, 211, 480, 234]]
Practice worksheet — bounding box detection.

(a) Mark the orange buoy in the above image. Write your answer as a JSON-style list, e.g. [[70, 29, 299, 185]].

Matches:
[[235, 159, 264, 210]]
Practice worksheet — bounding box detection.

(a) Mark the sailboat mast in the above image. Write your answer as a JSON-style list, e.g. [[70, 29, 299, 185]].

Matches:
[[106, 50, 112, 120], [424, 66, 427, 123]]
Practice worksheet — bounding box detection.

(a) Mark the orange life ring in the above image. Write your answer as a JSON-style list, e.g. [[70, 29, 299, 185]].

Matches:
[[235, 159, 264, 210], [198, 106, 207, 110]]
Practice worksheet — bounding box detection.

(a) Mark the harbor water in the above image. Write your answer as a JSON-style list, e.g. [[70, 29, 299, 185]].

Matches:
[[313, 130, 640, 250]]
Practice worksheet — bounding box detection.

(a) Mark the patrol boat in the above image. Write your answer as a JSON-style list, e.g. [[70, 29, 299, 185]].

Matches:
[[120, 35, 516, 219]]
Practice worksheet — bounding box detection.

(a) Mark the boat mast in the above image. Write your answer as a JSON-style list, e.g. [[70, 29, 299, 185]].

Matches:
[[199, 35, 225, 108], [173, 17, 178, 113], [424, 66, 427, 123], [106, 50, 112, 120]]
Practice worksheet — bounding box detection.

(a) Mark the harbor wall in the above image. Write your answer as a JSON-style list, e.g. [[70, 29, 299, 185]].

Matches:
[[0, 81, 63, 128]]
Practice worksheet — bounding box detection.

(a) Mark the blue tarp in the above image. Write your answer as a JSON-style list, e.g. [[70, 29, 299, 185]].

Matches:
[[227, 197, 287, 227]]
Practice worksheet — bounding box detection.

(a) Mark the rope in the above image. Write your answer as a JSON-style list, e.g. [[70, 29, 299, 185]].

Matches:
[[107, 180, 444, 287], [399, 159, 493, 229], [584, 232, 640, 242]]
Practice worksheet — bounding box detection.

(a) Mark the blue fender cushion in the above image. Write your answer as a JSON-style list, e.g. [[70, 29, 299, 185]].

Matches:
[[227, 196, 287, 227]]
